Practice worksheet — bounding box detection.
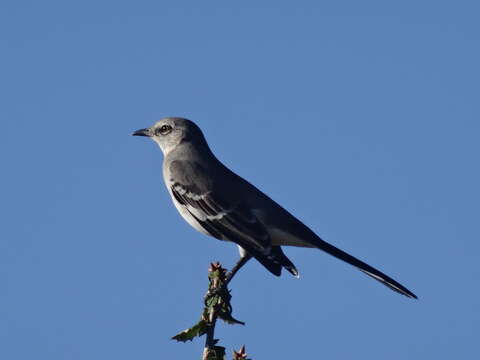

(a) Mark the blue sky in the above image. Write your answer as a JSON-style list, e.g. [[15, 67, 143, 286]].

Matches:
[[1, 1, 479, 359]]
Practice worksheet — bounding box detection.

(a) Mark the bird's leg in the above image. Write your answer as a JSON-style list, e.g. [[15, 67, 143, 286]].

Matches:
[[225, 254, 252, 286]]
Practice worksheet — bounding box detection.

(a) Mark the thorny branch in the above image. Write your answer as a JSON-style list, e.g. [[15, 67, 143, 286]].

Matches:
[[171, 262, 252, 359]]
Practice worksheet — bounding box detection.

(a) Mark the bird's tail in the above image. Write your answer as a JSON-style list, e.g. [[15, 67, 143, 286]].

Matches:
[[310, 235, 417, 299]]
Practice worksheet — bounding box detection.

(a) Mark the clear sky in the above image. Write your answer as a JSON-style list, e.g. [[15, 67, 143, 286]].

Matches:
[[1, 1, 479, 359]]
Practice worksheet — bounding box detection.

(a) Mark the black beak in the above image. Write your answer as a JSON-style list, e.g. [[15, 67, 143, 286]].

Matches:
[[132, 128, 151, 137]]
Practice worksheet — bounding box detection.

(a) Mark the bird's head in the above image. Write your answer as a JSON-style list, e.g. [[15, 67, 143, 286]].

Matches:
[[133, 117, 207, 156]]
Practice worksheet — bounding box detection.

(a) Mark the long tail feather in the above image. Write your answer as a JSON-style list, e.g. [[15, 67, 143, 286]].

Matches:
[[310, 235, 417, 298]]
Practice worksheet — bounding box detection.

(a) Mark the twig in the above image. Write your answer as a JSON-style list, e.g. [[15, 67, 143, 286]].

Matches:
[[202, 312, 218, 359], [225, 255, 252, 287], [171, 262, 248, 359], [202, 290, 219, 360]]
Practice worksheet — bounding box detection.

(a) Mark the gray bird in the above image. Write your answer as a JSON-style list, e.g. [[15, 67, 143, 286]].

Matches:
[[133, 117, 417, 299]]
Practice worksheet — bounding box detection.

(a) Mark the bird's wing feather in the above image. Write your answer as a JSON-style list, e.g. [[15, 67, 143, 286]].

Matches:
[[168, 160, 297, 276]]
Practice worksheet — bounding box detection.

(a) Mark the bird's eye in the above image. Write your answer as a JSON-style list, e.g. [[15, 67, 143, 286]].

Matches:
[[156, 125, 172, 136]]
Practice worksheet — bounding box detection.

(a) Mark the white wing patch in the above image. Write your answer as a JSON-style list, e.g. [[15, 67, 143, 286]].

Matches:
[[171, 184, 235, 221], [186, 203, 233, 221], [172, 184, 207, 201]]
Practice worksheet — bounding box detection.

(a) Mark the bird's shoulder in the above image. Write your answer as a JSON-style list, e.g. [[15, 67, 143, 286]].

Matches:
[[168, 159, 207, 180], [168, 157, 242, 191], [167, 157, 258, 203]]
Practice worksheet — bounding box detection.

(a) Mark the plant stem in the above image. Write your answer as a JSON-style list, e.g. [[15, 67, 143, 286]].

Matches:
[[202, 308, 218, 360]]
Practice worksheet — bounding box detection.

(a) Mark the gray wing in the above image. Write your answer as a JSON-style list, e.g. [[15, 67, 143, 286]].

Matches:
[[169, 160, 298, 277]]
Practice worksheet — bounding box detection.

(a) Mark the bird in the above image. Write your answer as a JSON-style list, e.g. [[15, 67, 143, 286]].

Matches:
[[133, 117, 417, 299]]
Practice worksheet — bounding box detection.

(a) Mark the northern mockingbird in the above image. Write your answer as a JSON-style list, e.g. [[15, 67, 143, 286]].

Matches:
[[133, 117, 417, 299]]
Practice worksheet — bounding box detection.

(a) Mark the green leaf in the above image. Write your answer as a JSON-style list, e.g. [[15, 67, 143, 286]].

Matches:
[[218, 312, 245, 325], [171, 320, 207, 342]]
